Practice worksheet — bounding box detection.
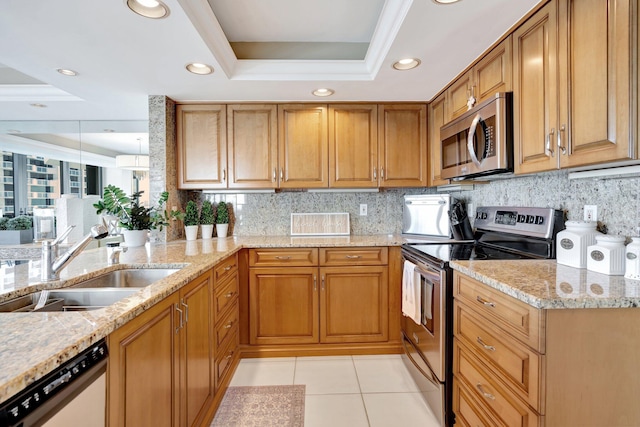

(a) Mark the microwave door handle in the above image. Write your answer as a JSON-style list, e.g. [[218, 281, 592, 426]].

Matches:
[[467, 113, 482, 167]]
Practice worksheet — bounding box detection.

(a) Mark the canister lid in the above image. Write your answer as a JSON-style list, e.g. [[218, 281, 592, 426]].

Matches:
[[565, 220, 598, 229], [594, 235, 626, 244]]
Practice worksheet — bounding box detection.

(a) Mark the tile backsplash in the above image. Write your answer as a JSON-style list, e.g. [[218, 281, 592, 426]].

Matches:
[[199, 169, 640, 238]]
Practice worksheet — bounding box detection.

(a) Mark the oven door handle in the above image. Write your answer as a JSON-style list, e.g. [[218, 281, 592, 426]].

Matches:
[[402, 339, 441, 387]]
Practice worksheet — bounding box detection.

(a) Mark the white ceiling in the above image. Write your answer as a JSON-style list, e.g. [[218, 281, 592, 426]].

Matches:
[[0, 0, 541, 123]]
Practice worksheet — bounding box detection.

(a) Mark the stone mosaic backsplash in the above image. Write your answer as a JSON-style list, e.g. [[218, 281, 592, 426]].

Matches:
[[199, 169, 640, 238]]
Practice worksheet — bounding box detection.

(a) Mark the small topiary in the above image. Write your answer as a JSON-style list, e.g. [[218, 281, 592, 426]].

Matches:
[[184, 200, 200, 226], [200, 200, 214, 225], [216, 202, 229, 224], [7, 215, 33, 230]]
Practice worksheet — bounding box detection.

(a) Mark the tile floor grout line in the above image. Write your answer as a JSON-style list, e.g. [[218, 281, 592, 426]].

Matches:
[[350, 355, 373, 427]]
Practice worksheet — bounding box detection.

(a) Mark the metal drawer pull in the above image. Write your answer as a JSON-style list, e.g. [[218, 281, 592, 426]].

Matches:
[[345, 255, 361, 259], [224, 265, 232, 271], [226, 351, 234, 360], [225, 292, 234, 298], [476, 296, 496, 308], [175, 304, 183, 333], [476, 383, 496, 400], [477, 336, 496, 352], [224, 321, 233, 329], [275, 256, 291, 260]]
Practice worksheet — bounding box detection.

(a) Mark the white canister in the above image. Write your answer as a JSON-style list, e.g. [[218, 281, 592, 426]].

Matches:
[[586, 235, 626, 275], [556, 221, 601, 268], [624, 237, 640, 280]]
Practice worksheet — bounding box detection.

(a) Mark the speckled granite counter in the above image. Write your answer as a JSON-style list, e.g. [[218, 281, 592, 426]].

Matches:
[[0, 234, 404, 404], [450, 259, 640, 309]]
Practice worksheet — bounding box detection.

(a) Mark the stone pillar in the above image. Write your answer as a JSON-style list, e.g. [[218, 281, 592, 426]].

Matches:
[[148, 95, 184, 242]]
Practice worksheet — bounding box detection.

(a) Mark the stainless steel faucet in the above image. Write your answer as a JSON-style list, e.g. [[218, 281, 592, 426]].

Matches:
[[41, 224, 109, 282], [106, 242, 127, 266]]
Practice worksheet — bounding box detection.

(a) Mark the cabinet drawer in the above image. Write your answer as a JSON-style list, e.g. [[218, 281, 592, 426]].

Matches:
[[214, 275, 238, 322], [454, 272, 544, 352], [319, 247, 388, 266], [249, 248, 318, 267], [215, 302, 238, 349], [454, 340, 541, 427], [214, 253, 238, 285], [453, 378, 499, 427], [454, 301, 542, 411], [215, 331, 238, 387]]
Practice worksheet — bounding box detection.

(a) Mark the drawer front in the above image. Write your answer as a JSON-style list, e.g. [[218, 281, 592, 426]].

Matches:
[[453, 378, 499, 427], [319, 247, 388, 266], [454, 340, 541, 427], [454, 301, 542, 411], [214, 253, 238, 284], [215, 331, 239, 387], [215, 303, 239, 348], [249, 248, 318, 267], [454, 272, 544, 352], [214, 275, 238, 322]]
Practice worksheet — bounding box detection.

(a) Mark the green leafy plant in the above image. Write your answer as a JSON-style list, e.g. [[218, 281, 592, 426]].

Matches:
[[216, 201, 229, 224], [94, 185, 170, 231], [200, 200, 214, 225], [183, 201, 199, 226], [0, 217, 9, 230], [6, 215, 33, 230]]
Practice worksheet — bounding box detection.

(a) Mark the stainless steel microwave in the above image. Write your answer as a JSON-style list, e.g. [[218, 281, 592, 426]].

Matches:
[[440, 92, 513, 180]]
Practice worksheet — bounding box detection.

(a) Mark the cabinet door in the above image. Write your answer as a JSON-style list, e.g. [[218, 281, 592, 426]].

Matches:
[[557, 0, 634, 167], [473, 36, 513, 104], [378, 104, 428, 187], [447, 71, 474, 120], [179, 271, 214, 427], [227, 104, 278, 188], [107, 294, 180, 427], [428, 93, 448, 187], [319, 266, 388, 343], [176, 104, 227, 189], [328, 104, 378, 188], [278, 104, 328, 188], [512, 2, 560, 174], [249, 267, 319, 344]]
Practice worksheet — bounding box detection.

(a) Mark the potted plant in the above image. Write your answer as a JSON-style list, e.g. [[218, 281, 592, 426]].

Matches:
[[0, 215, 34, 245], [215, 201, 229, 238], [94, 185, 170, 247], [200, 200, 214, 240], [172, 200, 199, 241]]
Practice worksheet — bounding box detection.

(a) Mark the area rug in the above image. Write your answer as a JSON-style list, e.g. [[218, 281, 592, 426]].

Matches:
[[211, 385, 306, 427]]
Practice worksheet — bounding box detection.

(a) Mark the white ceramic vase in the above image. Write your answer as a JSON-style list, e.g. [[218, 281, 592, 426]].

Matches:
[[185, 225, 198, 241], [201, 224, 214, 240], [121, 229, 148, 247], [216, 224, 228, 238]]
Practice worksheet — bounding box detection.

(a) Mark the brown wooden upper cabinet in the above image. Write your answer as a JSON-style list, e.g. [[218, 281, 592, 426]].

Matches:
[[428, 93, 448, 187], [513, 0, 635, 174], [278, 104, 329, 188], [176, 104, 227, 189], [446, 37, 513, 121], [378, 104, 428, 187]]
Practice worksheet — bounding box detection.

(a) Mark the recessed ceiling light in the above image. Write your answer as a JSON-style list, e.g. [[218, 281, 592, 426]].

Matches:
[[56, 68, 78, 76], [432, 0, 462, 4], [126, 0, 170, 19], [30, 103, 47, 108], [186, 63, 214, 75], [392, 58, 421, 70], [312, 88, 335, 97]]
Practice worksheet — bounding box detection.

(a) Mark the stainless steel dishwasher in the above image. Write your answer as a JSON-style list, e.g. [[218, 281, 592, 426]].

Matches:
[[0, 339, 108, 427]]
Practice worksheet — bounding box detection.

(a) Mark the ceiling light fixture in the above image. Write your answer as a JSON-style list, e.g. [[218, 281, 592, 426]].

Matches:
[[56, 68, 78, 76], [186, 63, 214, 75], [392, 58, 421, 70], [126, 0, 170, 19], [432, 0, 462, 4], [116, 138, 149, 171], [312, 88, 335, 97]]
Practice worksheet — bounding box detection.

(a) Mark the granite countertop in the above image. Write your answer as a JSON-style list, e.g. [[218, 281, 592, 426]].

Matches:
[[0, 234, 404, 404], [450, 259, 640, 310]]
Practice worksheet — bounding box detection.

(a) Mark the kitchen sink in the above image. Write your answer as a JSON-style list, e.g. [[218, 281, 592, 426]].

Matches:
[[0, 288, 140, 312], [69, 268, 180, 288]]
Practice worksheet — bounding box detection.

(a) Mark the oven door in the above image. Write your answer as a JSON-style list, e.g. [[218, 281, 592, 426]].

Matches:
[[401, 249, 446, 382]]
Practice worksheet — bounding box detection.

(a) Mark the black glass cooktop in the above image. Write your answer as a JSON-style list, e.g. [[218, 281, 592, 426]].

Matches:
[[404, 243, 534, 265]]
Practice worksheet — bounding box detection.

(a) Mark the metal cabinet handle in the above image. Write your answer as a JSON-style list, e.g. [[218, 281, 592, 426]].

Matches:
[[557, 124, 567, 154], [321, 275, 325, 291], [224, 265, 232, 271], [225, 350, 234, 360], [273, 168, 276, 182], [222, 168, 226, 182], [313, 276, 317, 291], [477, 336, 496, 352], [476, 383, 496, 401], [225, 292, 234, 298], [545, 128, 555, 157], [345, 255, 361, 259], [373, 168, 377, 180], [275, 256, 291, 260], [380, 168, 385, 179], [476, 296, 496, 308], [182, 300, 188, 323], [280, 168, 283, 181], [224, 321, 233, 329], [175, 303, 183, 334]]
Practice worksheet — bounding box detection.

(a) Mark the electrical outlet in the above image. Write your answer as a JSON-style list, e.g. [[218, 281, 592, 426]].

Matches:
[[359, 204, 368, 216], [584, 205, 598, 222]]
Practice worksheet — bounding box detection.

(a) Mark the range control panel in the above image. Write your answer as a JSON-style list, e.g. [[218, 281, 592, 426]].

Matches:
[[0, 339, 107, 426], [475, 206, 565, 239]]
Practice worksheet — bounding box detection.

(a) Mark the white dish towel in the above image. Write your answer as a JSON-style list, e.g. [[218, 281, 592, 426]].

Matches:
[[402, 260, 422, 325]]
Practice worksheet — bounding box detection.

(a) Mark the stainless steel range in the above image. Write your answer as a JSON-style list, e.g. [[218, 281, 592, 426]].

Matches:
[[400, 206, 565, 426]]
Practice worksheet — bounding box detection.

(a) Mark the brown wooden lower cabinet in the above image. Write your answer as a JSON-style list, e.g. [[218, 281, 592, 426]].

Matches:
[[453, 271, 640, 426]]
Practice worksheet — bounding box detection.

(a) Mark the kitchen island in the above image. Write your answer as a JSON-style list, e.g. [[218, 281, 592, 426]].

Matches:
[[0, 234, 403, 405]]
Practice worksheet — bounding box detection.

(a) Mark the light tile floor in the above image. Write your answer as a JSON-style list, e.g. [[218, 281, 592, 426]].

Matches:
[[227, 354, 441, 427]]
